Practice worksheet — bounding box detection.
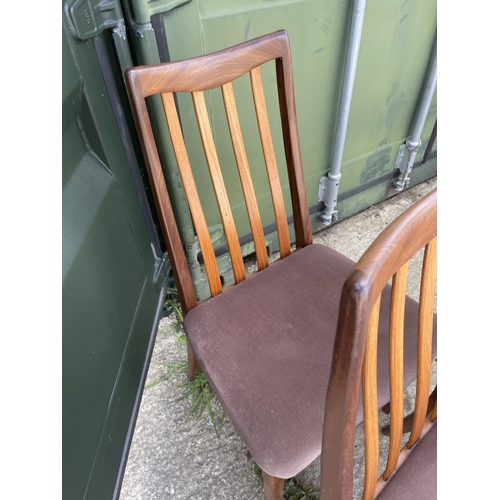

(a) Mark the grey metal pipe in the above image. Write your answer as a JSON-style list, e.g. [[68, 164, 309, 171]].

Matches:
[[318, 0, 367, 225], [393, 40, 437, 191], [410, 46, 437, 145]]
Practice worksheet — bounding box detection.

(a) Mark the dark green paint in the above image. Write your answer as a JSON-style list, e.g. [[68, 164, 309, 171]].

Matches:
[[65, 0, 122, 40], [62, 11, 163, 499]]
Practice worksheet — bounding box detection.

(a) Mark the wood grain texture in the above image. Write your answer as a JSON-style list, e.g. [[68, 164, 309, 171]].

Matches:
[[320, 189, 437, 500], [250, 66, 291, 258], [381, 385, 437, 436], [124, 73, 198, 315], [362, 295, 381, 500], [125, 30, 313, 285], [192, 90, 246, 285], [262, 472, 285, 500], [430, 391, 437, 422], [221, 81, 268, 271], [161, 92, 223, 296], [275, 39, 312, 248], [187, 339, 199, 381], [349, 190, 437, 304], [408, 237, 437, 448], [125, 30, 316, 415], [321, 269, 370, 500], [132, 31, 285, 95], [383, 261, 409, 480]]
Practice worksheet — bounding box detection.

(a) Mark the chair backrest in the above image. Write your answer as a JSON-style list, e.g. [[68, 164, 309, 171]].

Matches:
[[125, 30, 312, 315], [321, 189, 437, 499]]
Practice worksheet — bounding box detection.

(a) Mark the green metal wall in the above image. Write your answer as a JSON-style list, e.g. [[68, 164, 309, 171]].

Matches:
[[62, 10, 166, 499], [122, 0, 437, 293]]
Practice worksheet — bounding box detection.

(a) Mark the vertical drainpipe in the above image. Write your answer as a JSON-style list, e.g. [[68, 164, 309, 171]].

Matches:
[[318, 0, 367, 225], [393, 39, 437, 191]]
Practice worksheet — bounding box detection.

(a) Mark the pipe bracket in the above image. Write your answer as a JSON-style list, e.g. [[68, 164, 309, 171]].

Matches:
[[393, 139, 421, 192], [317, 173, 341, 225]]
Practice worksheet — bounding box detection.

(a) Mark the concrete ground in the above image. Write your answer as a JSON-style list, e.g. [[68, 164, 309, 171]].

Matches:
[[119, 177, 437, 500]]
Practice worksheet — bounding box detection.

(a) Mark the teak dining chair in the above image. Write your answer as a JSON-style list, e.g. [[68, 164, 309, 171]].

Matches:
[[125, 30, 437, 499], [321, 188, 437, 500]]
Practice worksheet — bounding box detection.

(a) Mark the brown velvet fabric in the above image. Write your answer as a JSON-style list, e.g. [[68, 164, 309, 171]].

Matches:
[[184, 244, 437, 478], [377, 422, 437, 500]]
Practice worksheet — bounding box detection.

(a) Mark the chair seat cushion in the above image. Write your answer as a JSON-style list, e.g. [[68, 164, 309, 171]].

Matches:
[[377, 422, 437, 500], [184, 243, 436, 478]]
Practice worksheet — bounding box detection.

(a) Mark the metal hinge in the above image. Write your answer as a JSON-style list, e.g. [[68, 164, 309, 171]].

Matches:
[[65, 0, 123, 41]]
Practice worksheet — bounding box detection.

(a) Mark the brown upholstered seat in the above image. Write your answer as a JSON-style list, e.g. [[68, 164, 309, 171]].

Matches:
[[377, 422, 437, 500], [184, 243, 436, 478]]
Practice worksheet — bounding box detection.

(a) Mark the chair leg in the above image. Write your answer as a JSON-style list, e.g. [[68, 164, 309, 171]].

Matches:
[[186, 339, 199, 380], [262, 471, 285, 500]]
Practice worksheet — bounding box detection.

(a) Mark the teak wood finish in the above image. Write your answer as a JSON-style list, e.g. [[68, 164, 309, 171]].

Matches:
[[321, 188, 437, 500], [126, 29, 437, 500], [262, 472, 286, 500], [125, 30, 311, 315]]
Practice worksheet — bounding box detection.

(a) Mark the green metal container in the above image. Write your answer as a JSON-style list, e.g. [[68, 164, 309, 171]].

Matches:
[[62, 8, 169, 499], [122, 0, 437, 296]]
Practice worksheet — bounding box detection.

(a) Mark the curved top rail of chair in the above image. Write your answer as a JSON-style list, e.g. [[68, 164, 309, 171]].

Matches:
[[344, 188, 437, 312], [125, 30, 290, 95]]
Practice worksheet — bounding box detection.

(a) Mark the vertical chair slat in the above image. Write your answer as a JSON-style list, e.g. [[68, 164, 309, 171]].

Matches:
[[383, 261, 409, 480], [408, 237, 437, 447], [249, 66, 291, 258], [126, 83, 198, 314], [430, 392, 437, 422], [191, 90, 246, 285], [362, 295, 381, 500], [275, 48, 312, 248], [161, 92, 223, 297], [221, 82, 269, 271]]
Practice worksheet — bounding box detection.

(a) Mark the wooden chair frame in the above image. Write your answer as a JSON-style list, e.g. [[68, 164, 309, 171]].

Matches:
[[125, 30, 312, 380], [126, 29, 437, 499]]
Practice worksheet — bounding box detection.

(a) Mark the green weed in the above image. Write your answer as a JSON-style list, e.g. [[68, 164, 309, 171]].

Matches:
[[252, 464, 319, 500], [283, 477, 320, 499], [176, 368, 226, 438], [164, 289, 186, 343], [253, 463, 263, 482], [165, 289, 183, 322], [145, 361, 187, 389]]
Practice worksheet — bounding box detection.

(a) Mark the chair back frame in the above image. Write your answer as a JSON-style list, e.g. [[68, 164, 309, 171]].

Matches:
[[125, 30, 312, 316]]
